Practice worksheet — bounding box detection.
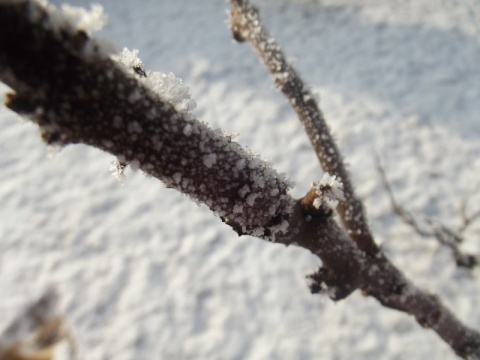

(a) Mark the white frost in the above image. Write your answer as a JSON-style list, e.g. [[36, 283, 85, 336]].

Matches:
[[145, 71, 196, 113], [60, 4, 107, 34], [114, 48, 196, 113], [109, 160, 126, 183], [34, 1, 107, 35], [312, 173, 344, 209], [202, 153, 217, 168], [116, 48, 143, 70]]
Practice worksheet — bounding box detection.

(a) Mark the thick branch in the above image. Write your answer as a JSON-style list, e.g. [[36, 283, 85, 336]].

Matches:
[[0, 0, 293, 241], [230, 0, 379, 256]]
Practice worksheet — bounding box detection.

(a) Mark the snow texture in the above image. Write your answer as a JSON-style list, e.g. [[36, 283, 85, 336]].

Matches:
[[1, 0, 480, 359]]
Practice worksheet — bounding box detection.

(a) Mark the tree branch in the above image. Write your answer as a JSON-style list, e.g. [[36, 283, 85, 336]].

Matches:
[[1, 1, 480, 358], [229, 0, 379, 256], [377, 157, 478, 269]]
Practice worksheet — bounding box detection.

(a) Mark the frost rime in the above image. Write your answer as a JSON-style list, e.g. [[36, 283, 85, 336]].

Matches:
[[313, 173, 344, 210], [115, 48, 196, 113]]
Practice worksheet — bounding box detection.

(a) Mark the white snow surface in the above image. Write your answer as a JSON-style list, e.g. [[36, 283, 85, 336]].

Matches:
[[1, 0, 480, 359]]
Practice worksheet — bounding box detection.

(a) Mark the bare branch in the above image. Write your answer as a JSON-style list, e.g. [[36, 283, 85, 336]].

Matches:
[[459, 188, 480, 233], [377, 157, 478, 269], [229, 0, 379, 256]]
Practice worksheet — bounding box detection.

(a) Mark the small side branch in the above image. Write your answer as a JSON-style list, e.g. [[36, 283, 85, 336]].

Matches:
[[229, 0, 378, 256], [376, 158, 478, 269]]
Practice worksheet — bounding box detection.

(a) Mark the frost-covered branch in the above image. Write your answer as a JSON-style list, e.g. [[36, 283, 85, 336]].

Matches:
[[229, 0, 378, 256], [0, 0, 294, 241], [1, 1, 480, 358]]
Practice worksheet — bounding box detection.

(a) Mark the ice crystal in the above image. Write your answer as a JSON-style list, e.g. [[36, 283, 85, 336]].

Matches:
[[114, 48, 196, 113], [313, 173, 344, 209], [109, 159, 126, 183]]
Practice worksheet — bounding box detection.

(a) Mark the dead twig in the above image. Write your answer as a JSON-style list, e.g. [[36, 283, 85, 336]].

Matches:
[[376, 157, 478, 269], [459, 186, 480, 233]]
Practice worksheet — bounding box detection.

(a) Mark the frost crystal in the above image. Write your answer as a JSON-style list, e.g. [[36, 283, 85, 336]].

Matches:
[[109, 160, 126, 183], [114, 48, 196, 113], [313, 173, 344, 209], [116, 48, 143, 70], [145, 72, 196, 113]]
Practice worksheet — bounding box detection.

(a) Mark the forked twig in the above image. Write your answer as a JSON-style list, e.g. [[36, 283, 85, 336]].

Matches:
[[376, 157, 478, 269]]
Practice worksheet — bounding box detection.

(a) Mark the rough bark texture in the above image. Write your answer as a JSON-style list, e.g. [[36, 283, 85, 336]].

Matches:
[[1, 1, 480, 358]]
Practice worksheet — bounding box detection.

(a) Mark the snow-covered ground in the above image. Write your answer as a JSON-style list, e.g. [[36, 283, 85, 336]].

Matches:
[[1, 0, 480, 358]]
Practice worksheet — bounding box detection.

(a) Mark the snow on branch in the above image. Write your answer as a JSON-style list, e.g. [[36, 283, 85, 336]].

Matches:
[[0, 0, 294, 241], [229, 0, 379, 256]]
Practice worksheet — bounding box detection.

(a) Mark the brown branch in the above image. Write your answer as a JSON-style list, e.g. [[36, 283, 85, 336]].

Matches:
[[377, 158, 478, 269], [229, 0, 379, 256], [0, 0, 293, 242], [1, 1, 480, 358]]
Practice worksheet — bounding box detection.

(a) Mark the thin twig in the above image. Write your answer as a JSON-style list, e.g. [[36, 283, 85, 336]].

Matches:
[[376, 157, 478, 269], [459, 186, 480, 233]]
